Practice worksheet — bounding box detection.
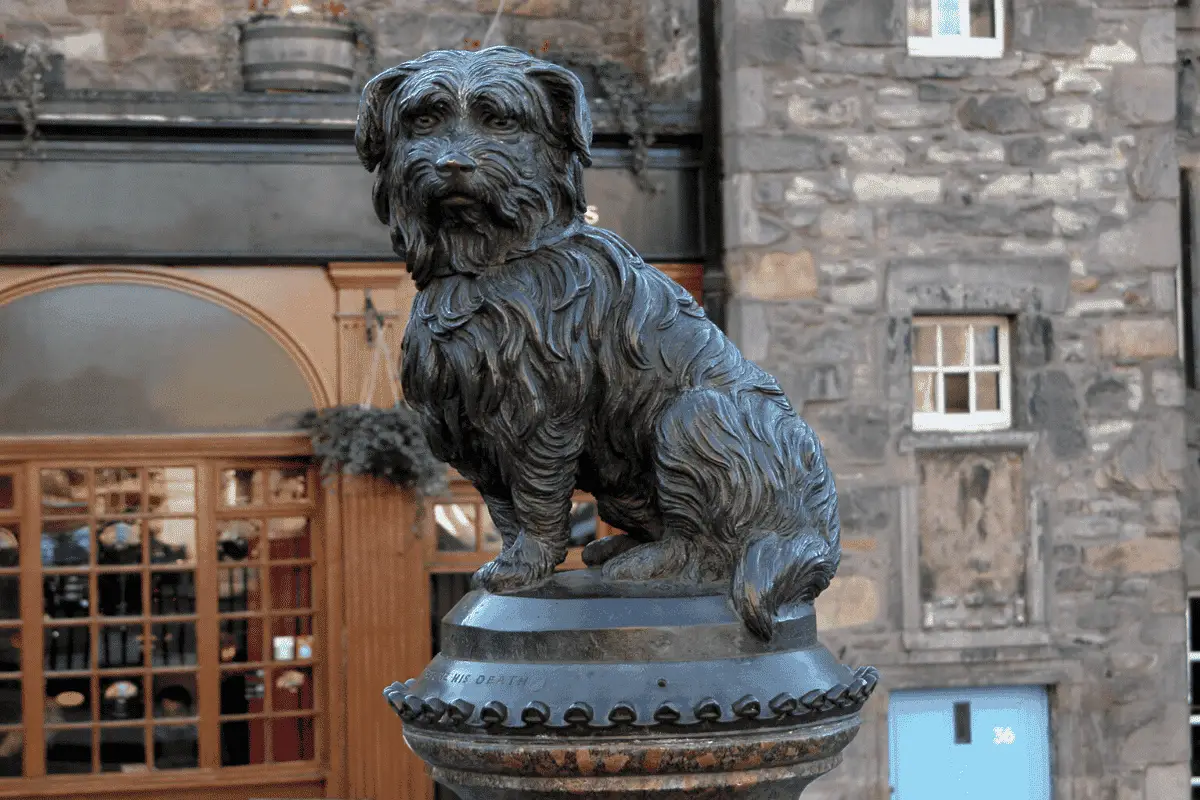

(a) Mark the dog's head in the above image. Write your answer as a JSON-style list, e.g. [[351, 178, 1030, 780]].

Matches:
[[355, 46, 593, 287]]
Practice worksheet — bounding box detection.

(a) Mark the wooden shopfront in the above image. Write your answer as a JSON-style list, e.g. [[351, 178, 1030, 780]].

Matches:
[[0, 91, 709, 800]]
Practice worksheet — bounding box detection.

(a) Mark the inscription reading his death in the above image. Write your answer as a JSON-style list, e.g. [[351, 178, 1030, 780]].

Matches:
[[427, 670, 530, 687]]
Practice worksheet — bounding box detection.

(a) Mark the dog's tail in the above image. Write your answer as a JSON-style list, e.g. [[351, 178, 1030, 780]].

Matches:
[[730, 434, 841, 642]]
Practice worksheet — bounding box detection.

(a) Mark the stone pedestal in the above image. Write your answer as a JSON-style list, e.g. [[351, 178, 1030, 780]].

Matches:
[[385, 570, 878, 799]]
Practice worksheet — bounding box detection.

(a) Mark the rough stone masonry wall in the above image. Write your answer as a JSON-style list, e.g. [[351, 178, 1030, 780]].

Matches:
[[720, 1, 1188, 799], [0, 0, 699, 102]]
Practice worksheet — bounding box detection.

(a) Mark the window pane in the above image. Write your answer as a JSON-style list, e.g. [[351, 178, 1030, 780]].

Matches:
[[944, 374, 971, 413], [0, 476, 12, 512], [44, 626, 90, 672], [0, 630, 18, 672], [941, 325, 969, 367], [912, 325, 937, 367], [0, 680, 19, 725], [969, 0, 995, 37], [150, 622, 196, 667], [913, 373, 938, 413], [220, 618, 265, 664], [218, 519, 262, 563], [100, 676, 144, 721], [99, 726, 146, 772], [935, 0, 961, 34], [269, 468, 309, 504], [271, 616, 314, 663], [0, 732, 21, 777], [94, 468, 141, 515], [0, 526, 14, 570], [150, 572, 196, 616], [97, 521, 142, 566], [0, 576, 16, 623], [99, 624, 144, 669], [218, 567, 262, 613], [221, 717, 266, 766], [973, 325, 1000, 365], [270, 566, 312, 610], [42, 520, 90, 567], [44, 575, 90, 619], [267, 517, 311, 560], [908, 0, 932, 36], [154, 674, 197, 719], [154, 725, 198, 770], [46, 728, 91, 774], [272, 716, 316, 763], [147, 468, 197, 515], [976, 372, 1001, 411], [220, 669, 266, 715], [41, 470, 88, 516], [0, 283, 314, 435], [222, 470, 264, 508], [98, 572, 143, 617], [151, 519, 197, 565], [47, 676, 91, 723], [272, 666, 314, 711], [435, 504, 476, 551]]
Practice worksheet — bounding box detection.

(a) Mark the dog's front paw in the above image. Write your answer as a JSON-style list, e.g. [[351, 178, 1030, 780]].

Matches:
[[471, 532, 559, 593]]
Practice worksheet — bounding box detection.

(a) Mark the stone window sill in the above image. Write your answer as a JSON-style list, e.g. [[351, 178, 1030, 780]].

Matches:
[[907, 36, 1005, 60], [898, 429, 1039, 454], [903, 627, 1051, 651]]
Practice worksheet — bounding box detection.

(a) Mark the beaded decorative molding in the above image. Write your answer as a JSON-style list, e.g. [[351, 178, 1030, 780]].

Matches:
[[384, 665, 879, 735]]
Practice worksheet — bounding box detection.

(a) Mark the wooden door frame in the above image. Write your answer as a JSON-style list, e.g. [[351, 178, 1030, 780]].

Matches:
[[0, 432, 347, 800]]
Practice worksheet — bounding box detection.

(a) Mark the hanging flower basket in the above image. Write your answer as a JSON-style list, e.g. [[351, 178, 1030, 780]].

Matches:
[[239, 1, 360, 93], [299, 405, 447, 495], [298, 303, 447, 496]]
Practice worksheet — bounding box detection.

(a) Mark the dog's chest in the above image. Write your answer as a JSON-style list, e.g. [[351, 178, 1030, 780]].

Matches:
[[402, 269, 594, 421]]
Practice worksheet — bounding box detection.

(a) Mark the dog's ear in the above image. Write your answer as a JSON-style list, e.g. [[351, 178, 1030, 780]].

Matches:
[[524, 62, 593, 168], [355, 64, 417, 173]]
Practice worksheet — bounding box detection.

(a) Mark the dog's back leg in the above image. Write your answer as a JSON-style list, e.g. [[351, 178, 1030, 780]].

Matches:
[[599, 390, 741, 582]]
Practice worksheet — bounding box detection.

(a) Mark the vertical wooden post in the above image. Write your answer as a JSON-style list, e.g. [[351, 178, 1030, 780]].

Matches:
[[339, 476, 432, 800], [325, 263, 431, 800]]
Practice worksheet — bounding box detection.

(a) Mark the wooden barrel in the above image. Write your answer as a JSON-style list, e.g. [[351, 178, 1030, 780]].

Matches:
[[240, 16, 356, 93]]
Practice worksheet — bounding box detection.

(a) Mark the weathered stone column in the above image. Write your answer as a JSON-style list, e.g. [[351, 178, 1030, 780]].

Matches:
[[386, 571, 877, 799]]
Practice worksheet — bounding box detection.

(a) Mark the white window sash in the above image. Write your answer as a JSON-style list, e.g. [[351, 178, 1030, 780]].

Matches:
[[908, 0, 1005, 59], [910, 316, 1012, 432]]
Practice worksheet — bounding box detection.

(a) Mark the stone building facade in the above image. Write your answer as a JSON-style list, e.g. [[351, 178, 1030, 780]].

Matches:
[[0, 0, 1195, 799], [719, 1, 1190, 799]]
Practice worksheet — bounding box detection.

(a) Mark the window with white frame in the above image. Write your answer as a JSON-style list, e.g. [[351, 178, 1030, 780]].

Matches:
[[911, 316, 1011, 432], [907, 0, 1004, 58]]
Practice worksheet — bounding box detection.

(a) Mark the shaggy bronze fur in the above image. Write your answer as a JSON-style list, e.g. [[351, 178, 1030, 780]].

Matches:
[[355, 46, 841, 641]]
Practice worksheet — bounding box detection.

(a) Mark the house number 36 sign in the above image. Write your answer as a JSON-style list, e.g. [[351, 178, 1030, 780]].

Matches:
[[585, 204, 600, 225]]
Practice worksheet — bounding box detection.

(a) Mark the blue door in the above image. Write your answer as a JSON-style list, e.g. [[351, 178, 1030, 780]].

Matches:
[[889, 685, 1051, 800]]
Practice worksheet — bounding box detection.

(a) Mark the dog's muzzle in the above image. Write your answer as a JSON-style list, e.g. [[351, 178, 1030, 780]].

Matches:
[[433, 153, 480, 207]]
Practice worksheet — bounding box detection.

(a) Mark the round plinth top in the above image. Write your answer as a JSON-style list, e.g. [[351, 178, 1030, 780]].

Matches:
[[386, 568, 879, 737], [438, 568, 817, 664]]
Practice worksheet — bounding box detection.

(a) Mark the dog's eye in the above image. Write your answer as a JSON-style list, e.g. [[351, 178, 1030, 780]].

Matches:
[[411, 113, 439, 132], [482, 113, 519, 134]]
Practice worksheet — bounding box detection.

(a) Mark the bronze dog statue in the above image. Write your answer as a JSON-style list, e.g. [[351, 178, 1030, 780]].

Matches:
[[355, 46, 841, 641]]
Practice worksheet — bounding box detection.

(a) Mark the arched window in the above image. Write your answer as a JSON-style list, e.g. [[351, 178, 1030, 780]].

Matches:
[[0, 282, 315, 435], [0, 281, 327, 795]]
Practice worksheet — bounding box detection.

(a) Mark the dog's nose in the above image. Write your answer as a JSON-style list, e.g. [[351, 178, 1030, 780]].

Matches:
[[435, 154, 477, 175]]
